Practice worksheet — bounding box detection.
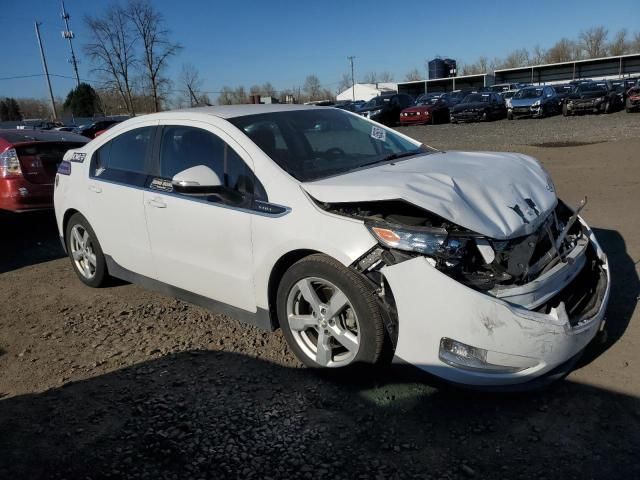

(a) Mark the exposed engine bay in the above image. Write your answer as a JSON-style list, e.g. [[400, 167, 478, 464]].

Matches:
[[316, 198, 591, 292]]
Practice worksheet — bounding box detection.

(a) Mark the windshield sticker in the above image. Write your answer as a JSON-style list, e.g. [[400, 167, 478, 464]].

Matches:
[[371, 126, 386, 142]]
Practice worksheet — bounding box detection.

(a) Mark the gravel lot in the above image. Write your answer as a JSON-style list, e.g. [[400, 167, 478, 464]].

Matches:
[[1, 111, 639, 479]]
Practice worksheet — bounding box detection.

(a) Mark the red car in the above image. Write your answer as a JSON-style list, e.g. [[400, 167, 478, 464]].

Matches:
[[399, 93, 451, 126], [0, 129, 87, 212], [626, 86, 640, 112]]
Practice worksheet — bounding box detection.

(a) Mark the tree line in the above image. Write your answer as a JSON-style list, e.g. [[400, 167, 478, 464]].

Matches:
[[4, 18, 640, 121]]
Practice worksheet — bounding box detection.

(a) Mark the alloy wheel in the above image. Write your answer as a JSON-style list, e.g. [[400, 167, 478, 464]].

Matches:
[[69, 224, 97, 280], [285, 277, 360, 367]]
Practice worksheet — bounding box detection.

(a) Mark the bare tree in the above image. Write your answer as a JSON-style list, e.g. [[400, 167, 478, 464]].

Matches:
[[338, 73, 352, 92], [633, 32, 640, 53], [362, 71, 377, 84], [530, 45, 547, 65], [377, 71, 394, 82], [579, 26, 609, 58], [218, 86, 234, 105], [180, 63, 210, 106], [404, 68, 422, 81], [362, 71, 394, 84], [608, 29, 629, 56], [303, 75, 322, 101], [128, 0, 182, 112], [499, 48, 530, 69], [85, 5, 137, 115], [545, 38, 577, 63]]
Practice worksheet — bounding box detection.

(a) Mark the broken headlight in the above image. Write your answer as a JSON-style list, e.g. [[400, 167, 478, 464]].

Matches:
[[366, 222, 466, 259]]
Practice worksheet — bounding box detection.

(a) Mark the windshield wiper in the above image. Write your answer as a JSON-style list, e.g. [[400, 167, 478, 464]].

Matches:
[[358, 149, 424, 168]]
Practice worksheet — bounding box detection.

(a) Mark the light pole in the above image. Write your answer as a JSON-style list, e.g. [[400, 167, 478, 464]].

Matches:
[[34, 21, 57, 120], [61, 0, 81, 87], [348, 56, 356, 101]]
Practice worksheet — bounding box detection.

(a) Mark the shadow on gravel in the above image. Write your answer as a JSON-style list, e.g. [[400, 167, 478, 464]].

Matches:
[[0, 211, 64, 274], [1, 351, 639, 480], [579, 228, 639, 367]]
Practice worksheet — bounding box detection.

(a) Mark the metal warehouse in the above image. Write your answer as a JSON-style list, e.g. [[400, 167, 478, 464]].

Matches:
[[397, 74, 494, 97], [495, 53, 640, 85], [397, 53, 640, 96]]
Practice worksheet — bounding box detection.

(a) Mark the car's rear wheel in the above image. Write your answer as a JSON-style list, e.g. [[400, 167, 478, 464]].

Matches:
[[277, 254, 385, 369], [65, 213, 108, 287]]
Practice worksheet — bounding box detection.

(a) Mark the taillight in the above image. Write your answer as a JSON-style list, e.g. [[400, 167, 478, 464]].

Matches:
[[0, 148, 22, 178]]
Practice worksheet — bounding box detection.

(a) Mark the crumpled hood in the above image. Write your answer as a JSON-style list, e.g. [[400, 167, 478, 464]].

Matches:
[[302, 151, 558, 240]]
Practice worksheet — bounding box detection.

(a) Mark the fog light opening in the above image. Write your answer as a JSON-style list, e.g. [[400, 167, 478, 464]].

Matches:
[[439, 337, 526, 374]]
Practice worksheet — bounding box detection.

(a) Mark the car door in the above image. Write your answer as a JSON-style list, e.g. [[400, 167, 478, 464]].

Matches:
[[142, 121, 257, 312], [87, 122, 157, 278]]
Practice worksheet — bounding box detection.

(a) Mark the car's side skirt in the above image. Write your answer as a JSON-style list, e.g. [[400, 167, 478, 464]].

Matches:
[[104, 255, 274, 331]]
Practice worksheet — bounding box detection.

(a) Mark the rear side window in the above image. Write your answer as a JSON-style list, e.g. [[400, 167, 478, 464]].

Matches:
[[93, 127, 154, 176]]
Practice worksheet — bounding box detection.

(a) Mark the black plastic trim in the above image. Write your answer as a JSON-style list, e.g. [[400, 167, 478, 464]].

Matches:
[[104, 255, 274, 331]]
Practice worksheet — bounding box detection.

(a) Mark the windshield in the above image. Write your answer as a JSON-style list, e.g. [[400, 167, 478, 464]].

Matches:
[[577, 84, 607, 94], [361, 96, 392, 108], [514, 88, 543, 99], [229, 109, 432, 182], [462, 93, 489, 103], [553, 85, 573, 93], [416, 95, 441, 105], [501, 91, 516, 99]]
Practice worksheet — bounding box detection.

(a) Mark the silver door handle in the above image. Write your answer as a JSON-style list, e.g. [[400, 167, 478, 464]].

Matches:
[[88, 184, 102, 193], [147, 197, 167, 208]]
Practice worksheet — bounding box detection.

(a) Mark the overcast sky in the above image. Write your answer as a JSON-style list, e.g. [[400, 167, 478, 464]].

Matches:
[[1, 0, 639, 100]]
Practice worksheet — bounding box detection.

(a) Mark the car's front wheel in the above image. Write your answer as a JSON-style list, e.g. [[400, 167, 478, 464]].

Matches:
[[277, 254, 385, 369], [65, 213, 108, 287]]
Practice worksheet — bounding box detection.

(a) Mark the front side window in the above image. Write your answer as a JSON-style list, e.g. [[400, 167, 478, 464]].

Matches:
[[230, 109, 431, 182], [159, 126, 258, 195]]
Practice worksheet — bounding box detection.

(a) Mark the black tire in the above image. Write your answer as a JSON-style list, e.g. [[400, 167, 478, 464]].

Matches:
[[65, 212, 108, 287], [507, 112, 513, 120], [277, 254, 385, 369], [562, 103, 570, 116], [604, 101, 611, 114]]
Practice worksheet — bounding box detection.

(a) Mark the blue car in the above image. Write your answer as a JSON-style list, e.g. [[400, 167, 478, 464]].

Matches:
[[508, 86, 559, 119]]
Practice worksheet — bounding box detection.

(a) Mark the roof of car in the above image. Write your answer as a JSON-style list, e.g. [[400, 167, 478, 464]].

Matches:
[[172, 104, 324, 119], [0, 129, 88, 145]]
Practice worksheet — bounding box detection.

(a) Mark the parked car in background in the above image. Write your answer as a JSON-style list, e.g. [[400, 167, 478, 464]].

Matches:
[[500, 89, 519, 109], [399, 94, 450, 126], [508, 86, 559, 119], [563, 82, 617, 116], [450, 92, 507, 123], [626, 86, 640, 112], [552, 84, 575, 108], [358, 94, 414, 126], [0, 129, 87, 212], [54, 126, 78, 132], [482, 83, 528, 93], [54, 104, 610, 388], [73, 119, 123, 139], [447, 89, 475, 107], [334, 100, 365, 112]]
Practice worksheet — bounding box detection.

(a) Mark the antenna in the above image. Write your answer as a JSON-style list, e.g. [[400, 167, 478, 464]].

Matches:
[[61, 0, 80, 86]]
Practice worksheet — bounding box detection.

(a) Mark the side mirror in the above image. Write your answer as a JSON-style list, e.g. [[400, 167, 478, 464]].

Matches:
[[172, 165, 222, 194]]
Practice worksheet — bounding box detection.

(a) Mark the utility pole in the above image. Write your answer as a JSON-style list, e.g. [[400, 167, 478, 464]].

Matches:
[[347, 56, 356, 101], [34, 21, 57, 120], [61, 0, 80, 87]]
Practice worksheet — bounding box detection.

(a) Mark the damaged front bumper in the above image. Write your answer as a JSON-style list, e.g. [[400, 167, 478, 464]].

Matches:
[[382, 218, 610, 387]]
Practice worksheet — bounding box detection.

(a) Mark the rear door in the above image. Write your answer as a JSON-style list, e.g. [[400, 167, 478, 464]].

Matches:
[[86, 122, 157, 278]]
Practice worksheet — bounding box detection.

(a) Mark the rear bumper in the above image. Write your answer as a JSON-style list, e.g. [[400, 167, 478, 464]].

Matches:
[[384, 218, 610, 387], [0, 177, 54, 212]]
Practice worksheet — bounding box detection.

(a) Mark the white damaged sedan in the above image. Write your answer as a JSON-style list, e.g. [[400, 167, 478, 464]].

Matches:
[[54, 105, 610, 387]]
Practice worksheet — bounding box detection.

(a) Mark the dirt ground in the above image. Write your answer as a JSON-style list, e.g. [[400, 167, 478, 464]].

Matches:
[[0, 112, 639, 479]]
